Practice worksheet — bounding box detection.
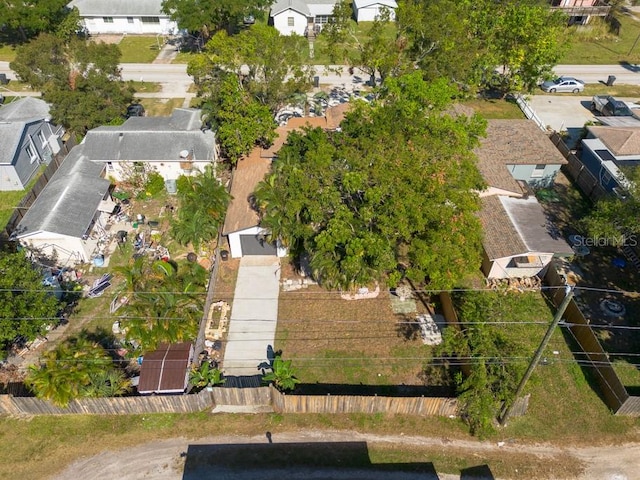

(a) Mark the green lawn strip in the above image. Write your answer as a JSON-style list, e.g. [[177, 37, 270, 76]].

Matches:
[[0, 43, 17, 62], [172, 51, 193, 64], [612, 359, 640, 388], [138, 97, 185, 116], [0, 165, 45, 228], [562, 14, 640, 65], [118, 35, 163, 63], [127, 80, 161, 93], [463, 98, 526, 119]]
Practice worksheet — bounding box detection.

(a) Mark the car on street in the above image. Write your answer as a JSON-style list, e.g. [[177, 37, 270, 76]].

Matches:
[[540, 76, 585, 93]]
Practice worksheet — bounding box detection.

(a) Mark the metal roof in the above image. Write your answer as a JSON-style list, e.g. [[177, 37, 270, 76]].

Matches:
[[137, 343, 193, 394]]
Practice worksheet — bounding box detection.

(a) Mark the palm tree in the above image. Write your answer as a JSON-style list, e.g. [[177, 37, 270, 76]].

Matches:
[[262, 355, 300, 392]]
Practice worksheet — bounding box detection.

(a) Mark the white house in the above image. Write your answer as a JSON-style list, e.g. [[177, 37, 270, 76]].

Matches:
[[12, 146, 114, 266], [68, 0, 178, 35], [352, 0, 397, 22], [81, 108, 216, 184], [0, 98, 64, 191], [270, 0, 339, 36]]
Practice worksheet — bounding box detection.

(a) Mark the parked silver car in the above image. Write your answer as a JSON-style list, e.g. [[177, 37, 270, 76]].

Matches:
[[540, 76, 585, 93]]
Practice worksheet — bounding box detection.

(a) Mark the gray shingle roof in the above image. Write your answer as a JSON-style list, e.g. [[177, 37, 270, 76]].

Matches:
[[479, 195, 573, 260], [0, 98, 51, 165], [68, 0, 167, 16], [83, 108, 214, 162], [0, 97, 50, 122], [270, 0, 310, 16], [14, 145, 110, 239]]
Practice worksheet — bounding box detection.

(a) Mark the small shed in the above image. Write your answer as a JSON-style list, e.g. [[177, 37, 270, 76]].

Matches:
[[352, 0, 397, 22], [137, 342, 194, 395]]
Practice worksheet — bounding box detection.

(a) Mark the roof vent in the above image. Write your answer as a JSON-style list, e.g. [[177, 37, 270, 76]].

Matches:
[[179, 150, 190, 159]]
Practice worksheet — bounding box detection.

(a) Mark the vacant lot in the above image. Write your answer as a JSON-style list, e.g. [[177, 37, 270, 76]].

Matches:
[[276, 289, 433, 386]]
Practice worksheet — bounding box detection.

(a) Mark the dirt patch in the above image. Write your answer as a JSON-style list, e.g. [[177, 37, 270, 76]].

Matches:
[[89, 35, 124, 45], [51, 430, 640, 480]]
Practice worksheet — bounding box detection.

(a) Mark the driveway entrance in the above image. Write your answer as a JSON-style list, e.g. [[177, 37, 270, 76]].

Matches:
[[222, 256, 281, 376]]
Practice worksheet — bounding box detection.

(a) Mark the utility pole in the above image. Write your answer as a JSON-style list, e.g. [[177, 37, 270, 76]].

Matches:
[[499, 285, 574, 426]]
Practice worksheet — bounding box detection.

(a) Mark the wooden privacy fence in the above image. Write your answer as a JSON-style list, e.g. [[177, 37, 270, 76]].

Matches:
[[211, 386, 271, 407], [545, 266, 640, 416], [0, 389, 213, 416], [271, 391, 458, 416], [548, 132, 606, 202]]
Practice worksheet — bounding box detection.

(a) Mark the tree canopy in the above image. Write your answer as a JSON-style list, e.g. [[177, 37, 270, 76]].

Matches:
[[322, 1, 410, 85], [582, 167, 640, 243], [0, 0, 72, 42], [398, 0, 569, 93], [188, 24, 313, 113], [162, 0, 271, 38], [0, 250, 60, 350], [10, 34, 134, 134], [255, 72, 486, 291]]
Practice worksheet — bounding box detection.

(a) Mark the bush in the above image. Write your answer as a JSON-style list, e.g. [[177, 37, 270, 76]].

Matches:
[[136, 171, 165, 199]]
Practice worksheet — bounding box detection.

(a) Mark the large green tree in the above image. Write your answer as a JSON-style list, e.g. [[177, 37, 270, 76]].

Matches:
[[322, 1, 410, 85], [255, 73, 486, 291], [199, 73, 276, 163], [0, 0, 71, 42], [398, 0, 569, 93], [188, 24, 313, 113], [11, 34, 134, 134], [162, 0, 271, 38], [0, 250, 60, 350]]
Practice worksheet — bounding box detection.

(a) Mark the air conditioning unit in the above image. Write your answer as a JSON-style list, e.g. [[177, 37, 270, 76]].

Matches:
[[48, 134, 61, 154]]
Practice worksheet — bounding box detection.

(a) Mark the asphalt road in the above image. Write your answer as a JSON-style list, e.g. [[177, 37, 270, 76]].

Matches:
[[2, 62, 640, 86]]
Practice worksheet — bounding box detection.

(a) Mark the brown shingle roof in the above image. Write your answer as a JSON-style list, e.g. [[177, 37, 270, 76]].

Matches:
[[588, 126, 640, 156], [222, 149, 272, 235], [475, 119, 567, 195], [478, 195, 527, 260], [137, 342, 193, 394], [224, 105, 351, 234]]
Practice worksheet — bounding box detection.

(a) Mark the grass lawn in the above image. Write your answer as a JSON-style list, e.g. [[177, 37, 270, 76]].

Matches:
[[0, 43, 17, 62], [127, 80, 161, 93], [0, 166, 44, 229], [464, 98, 526, 119], [138, 97, 185, 116], [118, 35, 164, 63], [173, 50, 194, 64], [562, 14, 640, 65]]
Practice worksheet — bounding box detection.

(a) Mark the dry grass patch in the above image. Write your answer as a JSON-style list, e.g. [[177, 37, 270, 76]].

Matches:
[[276, 263, 433, 386]]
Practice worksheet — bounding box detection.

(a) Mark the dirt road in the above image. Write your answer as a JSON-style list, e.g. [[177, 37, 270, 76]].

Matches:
[[53, 430, 639, 480]]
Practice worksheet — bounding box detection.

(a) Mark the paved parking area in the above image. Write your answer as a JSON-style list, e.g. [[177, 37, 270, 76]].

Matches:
[[528, 95, 596, 147]]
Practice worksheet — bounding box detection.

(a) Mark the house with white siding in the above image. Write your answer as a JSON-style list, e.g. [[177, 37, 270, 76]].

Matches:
[[68, 0, 178, 35], [352, 0, 397, 22]]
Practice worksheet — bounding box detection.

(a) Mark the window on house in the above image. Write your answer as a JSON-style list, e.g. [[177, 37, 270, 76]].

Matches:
[[103, 17, 114, 23], [25, 145, 37, 163], [106, 161, 114, 171], [141, 17, 160, 23], [315, 15, 331, 24], [38, 131, 46, 146], [530, 164, 546, 178], [288, 17, 295, 26], [127, 17, 134, 24], [602, 171, 612, 185]]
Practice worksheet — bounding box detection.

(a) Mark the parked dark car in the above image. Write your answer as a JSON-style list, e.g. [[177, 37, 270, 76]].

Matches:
[[126, 104, 145, 118]]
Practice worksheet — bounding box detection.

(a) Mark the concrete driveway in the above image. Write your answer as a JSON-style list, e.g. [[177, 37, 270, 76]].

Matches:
[[528, 95, 597, 147], [222, 256, 281, 376]]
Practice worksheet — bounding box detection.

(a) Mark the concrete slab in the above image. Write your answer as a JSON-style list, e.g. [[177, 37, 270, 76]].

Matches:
[[223, 256, 281, 376], [528, 95, 597, 148]]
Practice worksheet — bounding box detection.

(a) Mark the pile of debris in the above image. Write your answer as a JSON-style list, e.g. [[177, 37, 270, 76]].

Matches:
[[486, 276, 542, 292]]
